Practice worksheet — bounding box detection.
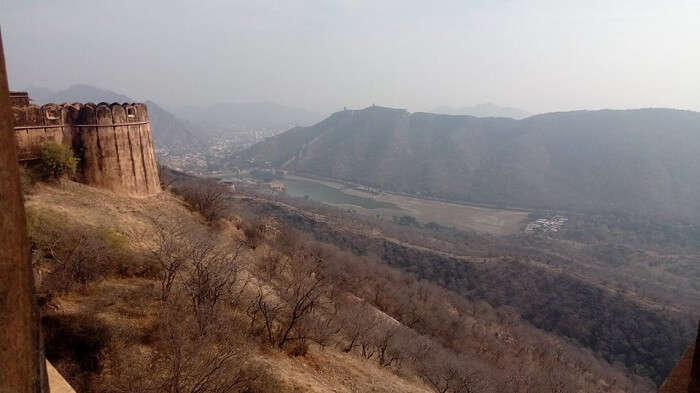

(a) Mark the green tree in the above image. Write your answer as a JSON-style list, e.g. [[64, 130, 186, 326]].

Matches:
[[39, 142, 78, 179]]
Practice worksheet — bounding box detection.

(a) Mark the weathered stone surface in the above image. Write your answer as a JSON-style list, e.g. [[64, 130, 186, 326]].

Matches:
[[13, 106, 32, 158], [0, 31, 46, 393], [12, 97, 160, 196], [94, 103, 121, 191], [9, 90, 29, 106], [26, 106, 45, 159], [111, 103, 137, 193], [126, 104, 148, 194], [135, 103, 160, 194], [59, 105, 75, 147], [13, 104, 74, 161], [41, 104, 65, 148], [78, 104, 104, 187]]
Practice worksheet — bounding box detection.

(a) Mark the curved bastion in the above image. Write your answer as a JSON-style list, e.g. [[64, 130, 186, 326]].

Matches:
[[11, 94, 160, 196]]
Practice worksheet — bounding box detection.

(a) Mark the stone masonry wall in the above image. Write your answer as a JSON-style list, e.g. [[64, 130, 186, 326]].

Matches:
[[11, 100, 160, 196]]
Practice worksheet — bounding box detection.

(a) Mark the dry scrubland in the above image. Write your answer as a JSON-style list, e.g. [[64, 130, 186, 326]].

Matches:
[[26, 178, 652, 393], [27, 182, 429, 393], [236, 181, 698, 385]]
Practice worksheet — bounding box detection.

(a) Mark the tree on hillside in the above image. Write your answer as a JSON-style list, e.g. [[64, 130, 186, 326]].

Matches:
[[39, 142, 78, 179]]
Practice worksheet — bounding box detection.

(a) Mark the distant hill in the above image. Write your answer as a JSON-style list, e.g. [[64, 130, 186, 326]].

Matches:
[[144, 100, 205, 153], [28, 84, 132, 104], [26, 85, 202, 152], [178, 101, 323, 135], [237, 106, 700, 221], [432, 103, 531, 119]]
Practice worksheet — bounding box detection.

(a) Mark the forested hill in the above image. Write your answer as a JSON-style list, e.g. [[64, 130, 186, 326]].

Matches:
[[236, 106, 700, 221]]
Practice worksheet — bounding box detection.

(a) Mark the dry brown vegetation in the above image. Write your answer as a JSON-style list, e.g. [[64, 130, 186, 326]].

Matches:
[[235, 180, 698, 384], [26, 179, 654, 392]]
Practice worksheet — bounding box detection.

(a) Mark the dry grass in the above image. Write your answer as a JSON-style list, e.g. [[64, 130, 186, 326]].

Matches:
[[25, 181, 193, 244], [257, 344, 431, 393], [27, 180, 436, 393]]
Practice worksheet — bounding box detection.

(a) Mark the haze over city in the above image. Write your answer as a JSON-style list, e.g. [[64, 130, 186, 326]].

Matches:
[[2, 0, 699, 114], [2, 0, 700, 392]]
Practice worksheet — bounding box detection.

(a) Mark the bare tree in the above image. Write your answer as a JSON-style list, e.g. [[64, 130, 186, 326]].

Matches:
[[247, 246, 330, 350], [30, 213, 110, 291], [248, 287, 281, 344], [158, 165, 180, 189], [338, 300, 380, 353], [177, 179, 231, 223], [107, 302, 262, 393], [250, 272, 327, 348], [275, 268, 327, 347], [150, 218, 189, 301], [183, 235, 244, 334], [422, 360, 459, 393], [374, 326, 403, 368], [417, 352, 487, 393]]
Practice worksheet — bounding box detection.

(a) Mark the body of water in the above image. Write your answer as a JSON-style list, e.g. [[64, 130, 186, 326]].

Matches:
[[282, 178, 398, 210]]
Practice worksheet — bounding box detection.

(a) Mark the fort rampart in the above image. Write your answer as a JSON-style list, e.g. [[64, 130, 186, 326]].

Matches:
[[11, 93, 160, 196]]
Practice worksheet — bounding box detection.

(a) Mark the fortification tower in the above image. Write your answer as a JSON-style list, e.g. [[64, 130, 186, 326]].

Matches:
[[10, 93, 160, 196]]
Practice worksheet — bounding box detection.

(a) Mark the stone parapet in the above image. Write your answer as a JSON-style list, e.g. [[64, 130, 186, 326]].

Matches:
[[11, 98, 160, 196]]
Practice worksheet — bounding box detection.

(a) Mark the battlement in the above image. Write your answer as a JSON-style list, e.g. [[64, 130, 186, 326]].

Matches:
[[9, 90, 29, 106], [11, 94, 160, 196]]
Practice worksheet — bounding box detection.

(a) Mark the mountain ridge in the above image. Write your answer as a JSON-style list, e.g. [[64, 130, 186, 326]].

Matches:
[[431, 103, 531, 119], [236, 105, 700, 222]]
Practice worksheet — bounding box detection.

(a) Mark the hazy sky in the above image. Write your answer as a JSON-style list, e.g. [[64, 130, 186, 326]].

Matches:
[[1, 0, 699, 114]]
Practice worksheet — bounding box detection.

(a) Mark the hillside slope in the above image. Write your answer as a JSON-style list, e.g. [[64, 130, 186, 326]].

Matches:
[[24, 178, 652, 393], [237, 106, 700, 221], [233, 188, 696, 384], [26, 181, 432, 393]]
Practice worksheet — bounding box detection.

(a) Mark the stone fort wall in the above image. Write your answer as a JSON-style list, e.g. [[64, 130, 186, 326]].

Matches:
[[11, 94, 160, 196]]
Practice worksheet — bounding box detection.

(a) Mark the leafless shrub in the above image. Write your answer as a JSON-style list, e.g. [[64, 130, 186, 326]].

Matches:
[[303, 312, 340, 349], [28, 210, 115, 292], [338, 300, 380, 353], [242, 218, 266, 249], [175, 179, 231, 223], [247, 245, 331, 351], [357, 321, 409, 369], [256, 249, 284, 281], [150, 218, 190, 301], [416, 351, 488, 393], [183, 235, 244, 334], [104, 301, 273, 393], [158, 165, 181, 189]]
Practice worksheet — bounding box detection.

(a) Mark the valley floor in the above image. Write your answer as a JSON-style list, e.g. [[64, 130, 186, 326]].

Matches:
[[280, 173, 529, 235]]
